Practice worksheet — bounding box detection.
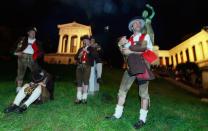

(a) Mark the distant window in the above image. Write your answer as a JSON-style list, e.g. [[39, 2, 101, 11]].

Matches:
[[192, 46, 197, 61], [62, 35, 68, 53], [171, 56, 174, 65], [180, 51, 183, 63], [165, 57, 169, 66], [186, 49, 190, 62], [175, 54, 178, 64], [68, 58, 71, 64], [159, 57, 163, 65]]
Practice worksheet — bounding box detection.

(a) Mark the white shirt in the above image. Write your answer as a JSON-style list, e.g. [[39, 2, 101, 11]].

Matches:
[[23, 38, 36, 54], [124, 33, 153, 50]]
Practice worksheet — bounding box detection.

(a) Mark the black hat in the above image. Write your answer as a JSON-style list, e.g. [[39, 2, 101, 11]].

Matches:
[[81, 35, 90, 40], [128, 16, 145, 32], [27, 27, 37, 33], [32, 69, 45, 83]]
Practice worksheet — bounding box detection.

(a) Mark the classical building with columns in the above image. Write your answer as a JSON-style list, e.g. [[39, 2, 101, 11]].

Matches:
[[158, 28, 208, 68], [44, 22, 92, 64]]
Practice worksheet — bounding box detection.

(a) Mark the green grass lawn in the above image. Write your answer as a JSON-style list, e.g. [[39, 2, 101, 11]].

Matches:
[[0, 63, 208, 131]]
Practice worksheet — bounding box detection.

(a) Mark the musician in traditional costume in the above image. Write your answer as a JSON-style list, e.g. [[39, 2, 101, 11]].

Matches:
[[90, 37, 103, 83], [106, 16, 156, 129], [74, 35, 97, 104], [4, 69, 54, 113], [13, 27, 43, 93]]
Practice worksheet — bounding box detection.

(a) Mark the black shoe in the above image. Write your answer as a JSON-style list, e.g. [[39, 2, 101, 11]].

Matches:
[[15, 104, 27, 113], [33, 100, 43, 105], [105, 115, 119, 120], [3, 104, 19, 113], [97, 78, 102, 84], [74, 99, 82, 104], [133, 120, 145, 129], [82, 100, 87, 104]]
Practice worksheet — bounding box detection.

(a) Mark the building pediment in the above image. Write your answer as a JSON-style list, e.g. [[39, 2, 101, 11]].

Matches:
[[58, 21, 90, 29]]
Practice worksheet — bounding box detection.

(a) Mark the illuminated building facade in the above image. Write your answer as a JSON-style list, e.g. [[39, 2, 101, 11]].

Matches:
[[44, 22, 92, 64], [158, 29, 208, 68]]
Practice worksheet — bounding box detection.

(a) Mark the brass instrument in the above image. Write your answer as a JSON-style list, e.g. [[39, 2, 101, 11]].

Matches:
[[24, 83, 38, 95]]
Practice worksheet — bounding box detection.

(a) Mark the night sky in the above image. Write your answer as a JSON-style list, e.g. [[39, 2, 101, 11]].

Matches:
[[0, 0, 208, 55]]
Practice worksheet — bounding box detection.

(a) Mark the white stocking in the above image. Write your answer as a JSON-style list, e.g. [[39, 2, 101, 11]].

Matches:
[[82, 85, 88, 100], [77, 87, 82, 100], [113, 104, 124, 119], [13, 84, 28, 106]]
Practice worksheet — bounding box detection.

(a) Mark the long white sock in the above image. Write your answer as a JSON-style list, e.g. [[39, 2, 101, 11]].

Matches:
[[113, 104, 124, 119], [77, 87, 82, 100], [82, 93, 88, 100], [13, 84, 28, 106], [96, 63, 102, 78], [82, 85, 88, 100], [139, 109, 148, 123], [24, 85, 42, 107]]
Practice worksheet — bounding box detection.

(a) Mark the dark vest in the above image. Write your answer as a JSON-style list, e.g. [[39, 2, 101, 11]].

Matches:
[[14, 37, 43, 61]]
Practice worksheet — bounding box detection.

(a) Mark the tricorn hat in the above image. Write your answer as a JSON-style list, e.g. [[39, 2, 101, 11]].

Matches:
[[128, 16, 145, 32]]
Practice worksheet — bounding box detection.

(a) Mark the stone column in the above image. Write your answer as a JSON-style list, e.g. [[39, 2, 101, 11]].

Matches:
[[204, 41, 208, 59], [162, 57, 166, 66], [173, 54, 176, 67], [183, 50, 187, 62], [188, 47, 194, 62], [201, 42, 207, 60], [67, 35, 72, 53], [203, 40, 208, 59], [177, 53, 181, 64], [169, 56, 172, 65], [57, 35, 63, 53], [169, 56, 171, 65], [195, 44, 202, 61], [62, 37, 67, 53]]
